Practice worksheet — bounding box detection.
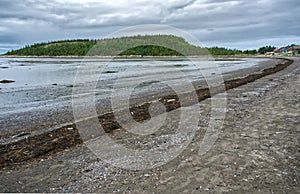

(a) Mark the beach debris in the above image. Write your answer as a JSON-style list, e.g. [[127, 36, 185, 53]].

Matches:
[[103, 70, 117, 74], [166, 99, 176, 103], [0, 79, 15, 84], [83, 168, 93, 173], [12, 132, 31, 139]]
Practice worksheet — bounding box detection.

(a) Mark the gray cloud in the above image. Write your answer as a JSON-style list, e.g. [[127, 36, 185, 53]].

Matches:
[[0, 0, 299, 53]]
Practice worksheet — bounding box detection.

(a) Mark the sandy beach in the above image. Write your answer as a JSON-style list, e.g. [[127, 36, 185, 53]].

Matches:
[[0, 57, 299, 193]]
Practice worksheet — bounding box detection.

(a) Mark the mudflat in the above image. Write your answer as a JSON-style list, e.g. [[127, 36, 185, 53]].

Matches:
[[0, 57, 299, 193]]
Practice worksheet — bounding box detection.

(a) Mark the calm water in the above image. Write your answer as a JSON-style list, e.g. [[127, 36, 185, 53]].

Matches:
[[0, 57, 268, 87], [0, 57, 268, 117]]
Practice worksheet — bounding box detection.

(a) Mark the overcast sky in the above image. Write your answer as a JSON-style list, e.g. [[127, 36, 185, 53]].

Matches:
[[0, 0, 300, 54]]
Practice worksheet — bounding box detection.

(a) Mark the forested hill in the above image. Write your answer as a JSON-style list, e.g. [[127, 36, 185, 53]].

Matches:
[[5, 35, 248, 56]]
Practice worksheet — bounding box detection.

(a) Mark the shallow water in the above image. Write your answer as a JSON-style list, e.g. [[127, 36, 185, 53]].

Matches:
[[0, 57, 268, 115], [0, 57, 266, 88], [0, 57, 271, 136]]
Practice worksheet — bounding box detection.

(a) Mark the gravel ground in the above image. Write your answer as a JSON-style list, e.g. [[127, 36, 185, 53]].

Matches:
[[0, 57, 299, 193]]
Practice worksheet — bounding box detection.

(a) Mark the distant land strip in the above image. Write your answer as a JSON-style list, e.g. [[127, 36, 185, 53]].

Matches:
[[4, 35, 257, 57]]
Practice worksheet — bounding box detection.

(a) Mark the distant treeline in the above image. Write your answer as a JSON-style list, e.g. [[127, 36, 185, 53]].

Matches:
[[5, 35, 261, 56]]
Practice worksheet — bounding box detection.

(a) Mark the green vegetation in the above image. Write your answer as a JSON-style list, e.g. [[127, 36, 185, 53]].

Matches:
[[6, 39, 96, 56], [5, 35, 258, 57], [258, 45, 276, 54], [119, 45, 184, 56], [207, 47, 244, 56], [243, 49, 258, 55]]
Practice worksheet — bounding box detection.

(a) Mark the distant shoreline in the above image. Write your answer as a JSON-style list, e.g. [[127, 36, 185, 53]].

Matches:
[[0, 55, 266, 59]]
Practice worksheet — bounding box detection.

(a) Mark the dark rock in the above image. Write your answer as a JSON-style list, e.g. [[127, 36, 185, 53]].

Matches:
[[0, 80, 15, 84]]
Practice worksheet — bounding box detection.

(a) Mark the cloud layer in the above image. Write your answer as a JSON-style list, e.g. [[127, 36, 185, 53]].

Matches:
[[1, 0, 300, 53]]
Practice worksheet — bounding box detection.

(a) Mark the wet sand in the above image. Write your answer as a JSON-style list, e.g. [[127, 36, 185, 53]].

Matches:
[[0, 58, 291, 166], [0, 58, 287, 140], [0, 57, 299, 192]]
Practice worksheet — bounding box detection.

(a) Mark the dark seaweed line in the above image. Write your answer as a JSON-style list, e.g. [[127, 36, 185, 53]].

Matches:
[[0, 58, 293, 169]]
